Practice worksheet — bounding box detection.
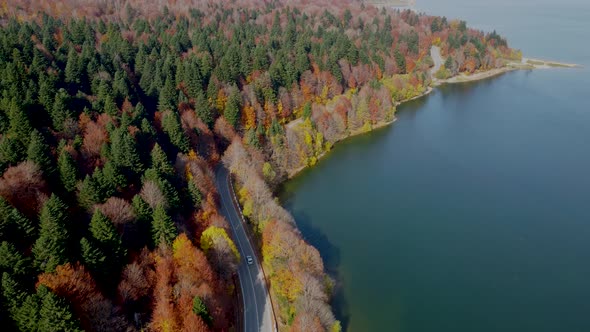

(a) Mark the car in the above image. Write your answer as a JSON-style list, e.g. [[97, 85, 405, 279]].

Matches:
[[246, 255, 253, 265]]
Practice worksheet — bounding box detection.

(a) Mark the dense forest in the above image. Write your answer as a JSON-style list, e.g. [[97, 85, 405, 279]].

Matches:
[[0, 0, 518, 331]]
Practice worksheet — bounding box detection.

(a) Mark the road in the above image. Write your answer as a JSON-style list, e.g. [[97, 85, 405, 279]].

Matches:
[[430, 45, 443, 76], [215, 166, 276, 332]]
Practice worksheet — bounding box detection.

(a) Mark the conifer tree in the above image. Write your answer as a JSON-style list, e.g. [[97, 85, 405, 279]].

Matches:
[[158, 76, 176, 112], [151, 205, 177, 246], [224, 87, 241, 127], [58, 149, 78, 192], [32, 195, 70, 272], [51, 89, 72, 132], [150, 143, 174, 177], [38, 287, 83, 332], [27, 130, 55, 177], [162, 111, 189, 153]]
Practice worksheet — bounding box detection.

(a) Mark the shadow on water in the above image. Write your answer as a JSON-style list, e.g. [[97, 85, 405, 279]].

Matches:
[[280, 198, 351, 330]]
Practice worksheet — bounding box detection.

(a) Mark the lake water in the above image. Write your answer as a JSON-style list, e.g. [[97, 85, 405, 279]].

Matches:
[[280, 0, 590, 331]]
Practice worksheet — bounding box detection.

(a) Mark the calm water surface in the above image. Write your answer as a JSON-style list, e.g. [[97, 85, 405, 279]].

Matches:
[[281, 1, 590, 331]]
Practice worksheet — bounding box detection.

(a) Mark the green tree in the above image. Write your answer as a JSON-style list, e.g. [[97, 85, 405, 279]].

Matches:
[[162, 111, 189, 153], [150, 143, 174, 177], [110, 128, 143, 173], [89, 210, 125, 263], [188, 181, 202, 208], [0, 136, 26, 170], [8, 100, 32, 145], [158, 76, 176, 112], [78, 174, 104, 209], [32, 195, 71, 272], [27, 130, 55, 177], [192, 296, 212, 326], [0, 241, 30, 276], [224, 86, 241, 127], [79, 237, 106, 276], [58, 149, 78, 192], [38, 286, 83, 332], [151, 205, 177, 246], [51, 89, 72, 132]]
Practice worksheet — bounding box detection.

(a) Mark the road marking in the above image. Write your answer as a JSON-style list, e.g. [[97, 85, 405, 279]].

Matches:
[[217, 170, 262, 331]]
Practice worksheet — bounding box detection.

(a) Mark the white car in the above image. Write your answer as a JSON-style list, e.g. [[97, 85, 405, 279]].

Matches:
[[246, 255, 253, 265]]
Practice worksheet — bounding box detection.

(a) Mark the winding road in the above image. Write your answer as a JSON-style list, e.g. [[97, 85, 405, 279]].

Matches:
[[215, 166, 276, 332]]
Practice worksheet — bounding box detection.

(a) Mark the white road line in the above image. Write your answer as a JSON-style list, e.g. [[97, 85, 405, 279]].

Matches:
[[217, 170, 261, 331]]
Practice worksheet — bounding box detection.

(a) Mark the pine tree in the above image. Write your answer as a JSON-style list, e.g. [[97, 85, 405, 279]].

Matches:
[[27, 130, 55, 177], [151, 205, 177, 246], [89, 210, 125, 265], [158, 76, 176, 112], [150, 143, 174, 177], [51, 89, 72, 132], [13, 293, 40, 332], [0, 241, 30, 276], [188, 181, 202, 208], [1, 272, 27, 317], [58, 149, 78, 192], [38, 286, 83, 332], [64, 48, 80, 84], [0, 136, 26, 169], [195, 91, 213, 126], [110, 128, 144, 173], [224, 87, 241, 127], [32, 195, 70, 272], [78, 174, 104, 209], [8, 99, 32, 145], [192, 296, 212, 326], [162, 111, 189, 153], [79, 237, 106, 277], [0, 198, 35, 242]]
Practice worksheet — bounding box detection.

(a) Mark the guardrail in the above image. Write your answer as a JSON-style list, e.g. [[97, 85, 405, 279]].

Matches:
[[226, 172, 280, 332]]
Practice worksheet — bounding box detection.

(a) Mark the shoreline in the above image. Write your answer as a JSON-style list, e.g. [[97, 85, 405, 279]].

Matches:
[[285, 57, 580, 180]]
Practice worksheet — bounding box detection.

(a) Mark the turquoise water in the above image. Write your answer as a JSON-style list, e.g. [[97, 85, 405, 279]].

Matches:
[[281, 1, 590, 331]]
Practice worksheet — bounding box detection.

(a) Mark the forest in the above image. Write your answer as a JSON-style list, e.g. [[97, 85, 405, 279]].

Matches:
[[0, 0, 518, 331]]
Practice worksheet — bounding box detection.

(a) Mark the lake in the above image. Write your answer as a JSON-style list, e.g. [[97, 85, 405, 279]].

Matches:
[[280, 0, 590, 331]]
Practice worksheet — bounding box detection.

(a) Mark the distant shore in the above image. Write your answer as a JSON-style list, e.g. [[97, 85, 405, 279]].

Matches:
[[286, 56, 581, 179]]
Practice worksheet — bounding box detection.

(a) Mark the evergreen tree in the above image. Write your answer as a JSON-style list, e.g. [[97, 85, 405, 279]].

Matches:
[[195, 91, 213, 126], [89, 210, 125, 259], [150, 143, 174, 177], [79, 237, 106, 276], [38, 286, 83, 332], [0, 136, 26, 169], [58, 149, 78, 192], [224, 87, 241, 127], [51, 89, 72, 132], [27, 130, 55, 176], [0, 241, 30, 276], [0, 198, 35, 242], [32, 195, 70, 272], [158, 76, 176, 112], [13, 292, 39, 332], [192, 296, 212, 326], [64, 48, 80, 85], [188, 181, 202, 208], [78, 174, 104, 209], [8, 100, 32, 145], [151, 205, 177, 246], [162, 111, 189, 153], [110, 128, 144, 173]]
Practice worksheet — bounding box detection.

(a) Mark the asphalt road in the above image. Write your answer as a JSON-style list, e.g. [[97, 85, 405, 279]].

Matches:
[[215, 166, 275, 332], [430, 45, 443, 75]]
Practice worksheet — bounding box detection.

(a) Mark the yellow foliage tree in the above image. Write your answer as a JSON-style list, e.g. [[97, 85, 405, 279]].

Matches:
[[200, 226, 240, 261]]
